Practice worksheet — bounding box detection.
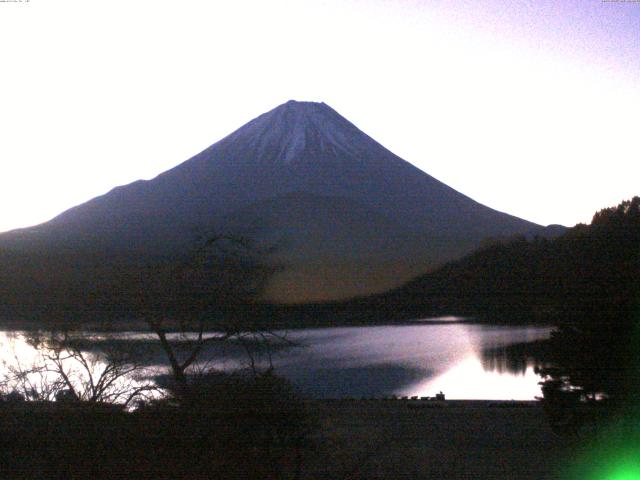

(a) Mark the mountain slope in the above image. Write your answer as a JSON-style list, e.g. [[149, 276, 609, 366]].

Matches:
[[0, 100, 541, 303]]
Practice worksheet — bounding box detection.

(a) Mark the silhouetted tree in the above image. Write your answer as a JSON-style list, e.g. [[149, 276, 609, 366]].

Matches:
[[116, 234, 282, 397], [1, 330, 158, 406]]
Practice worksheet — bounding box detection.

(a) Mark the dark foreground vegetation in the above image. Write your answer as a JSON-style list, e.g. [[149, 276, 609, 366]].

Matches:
[[0, 396, 568, 480], [0, 372, 313, 480]]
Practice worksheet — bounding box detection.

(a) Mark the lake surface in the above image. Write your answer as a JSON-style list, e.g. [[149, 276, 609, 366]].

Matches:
[[262, 321, 552, 399], [0, 319, 552, 400]]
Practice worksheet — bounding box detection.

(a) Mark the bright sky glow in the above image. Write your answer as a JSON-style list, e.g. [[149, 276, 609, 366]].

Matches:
[[1, 0, 638, 232]]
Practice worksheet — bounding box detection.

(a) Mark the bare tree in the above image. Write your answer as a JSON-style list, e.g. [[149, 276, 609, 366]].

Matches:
[[130, 235, 283, 397], [1, 345, 62, 402], [1, 330, 159, 408]]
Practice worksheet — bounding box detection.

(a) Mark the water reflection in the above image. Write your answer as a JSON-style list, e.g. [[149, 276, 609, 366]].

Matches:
[[264, 323, 553, 399], [0, 321, 553, 401], [480, 341, 550, 376], [287, 364, 432, 398], [407, 355, 545, 400]]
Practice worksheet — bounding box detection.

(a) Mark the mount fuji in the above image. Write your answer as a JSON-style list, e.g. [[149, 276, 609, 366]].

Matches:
[[1, 100, 541, 303]]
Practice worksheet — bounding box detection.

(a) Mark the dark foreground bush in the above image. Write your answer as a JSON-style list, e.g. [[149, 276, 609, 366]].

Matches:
[[0, 373, 315, 479]]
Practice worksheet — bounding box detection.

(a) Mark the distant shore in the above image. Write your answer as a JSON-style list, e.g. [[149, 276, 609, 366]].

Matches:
[[0, 312, 553, 334]]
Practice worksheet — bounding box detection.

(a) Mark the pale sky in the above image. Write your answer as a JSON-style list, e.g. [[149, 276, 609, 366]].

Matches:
[[1, 0, 638, 233]]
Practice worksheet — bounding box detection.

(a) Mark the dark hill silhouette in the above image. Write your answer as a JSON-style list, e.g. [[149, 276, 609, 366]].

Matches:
[[390, 197, 639, 326], [1, 100, 542, 304]]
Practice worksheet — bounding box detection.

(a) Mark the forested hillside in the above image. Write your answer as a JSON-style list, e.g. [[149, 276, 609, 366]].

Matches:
[[398, 197, 639, 326]]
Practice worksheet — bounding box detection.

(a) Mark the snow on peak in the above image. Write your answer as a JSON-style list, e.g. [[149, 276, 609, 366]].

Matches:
[[282, 99, 327, 108], [222, 100, 369, 165]]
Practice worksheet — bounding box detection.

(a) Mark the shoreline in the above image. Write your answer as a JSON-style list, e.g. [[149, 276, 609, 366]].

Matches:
[[315, 398, 540, 406]]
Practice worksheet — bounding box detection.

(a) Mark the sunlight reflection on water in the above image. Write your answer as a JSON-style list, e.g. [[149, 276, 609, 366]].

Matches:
[[265, 321, 553, 399], [405, 355, 544, 400], [0, 320, 553, 400]]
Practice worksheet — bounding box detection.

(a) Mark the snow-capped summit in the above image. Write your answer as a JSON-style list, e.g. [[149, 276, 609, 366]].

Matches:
[[0, 101, 540, 303], [220, 100, 368, 164]]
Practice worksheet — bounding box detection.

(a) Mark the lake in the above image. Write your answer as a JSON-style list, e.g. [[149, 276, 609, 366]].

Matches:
[[261, 320, 552, 399], [0, 318, 552, 401]]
